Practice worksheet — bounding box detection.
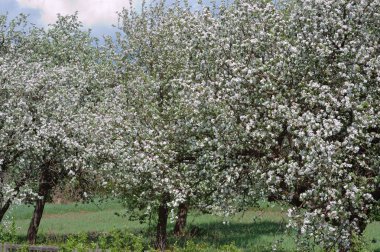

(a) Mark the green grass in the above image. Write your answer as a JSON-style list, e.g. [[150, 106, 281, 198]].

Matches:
[[364, 222, 380, 252], [3, 200, 380, 251], [5, 199, 146, 235], [174, 209, 296, 251]]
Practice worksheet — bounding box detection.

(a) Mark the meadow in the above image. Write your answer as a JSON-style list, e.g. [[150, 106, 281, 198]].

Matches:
[[3, 200, 380, 251]]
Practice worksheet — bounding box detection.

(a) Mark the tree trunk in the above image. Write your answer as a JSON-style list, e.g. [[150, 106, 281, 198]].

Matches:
[[27, 171, 52, 244], [0, 168, 5, 222], [174, 202, 188, 236], [0, 198, 12, 223], [357, 219, 367, 235], [155, 194, 169, 251]]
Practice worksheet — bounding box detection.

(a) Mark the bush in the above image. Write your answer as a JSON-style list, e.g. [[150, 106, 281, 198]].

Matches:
[[59, 230, 145, 252], [0, 218, 17, 243]]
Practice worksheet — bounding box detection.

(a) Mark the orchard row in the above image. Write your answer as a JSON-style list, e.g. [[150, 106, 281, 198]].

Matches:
[[1, 0, 379, 250]]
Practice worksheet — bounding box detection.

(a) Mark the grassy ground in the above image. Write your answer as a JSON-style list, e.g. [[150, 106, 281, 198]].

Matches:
[[3, 200, 380, 251]]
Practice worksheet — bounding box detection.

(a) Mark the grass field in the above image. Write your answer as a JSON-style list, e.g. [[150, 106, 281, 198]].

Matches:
[[3, 200, 380, 251]]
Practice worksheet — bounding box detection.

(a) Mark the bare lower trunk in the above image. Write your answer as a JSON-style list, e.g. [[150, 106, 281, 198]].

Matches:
[[27, 171, 52, 244], [0, 198, 12, 223], [357, 219, 367, 235], [0, 169, 6, 222], [155, 194, 169, 251], [174, 202, 188, 236]]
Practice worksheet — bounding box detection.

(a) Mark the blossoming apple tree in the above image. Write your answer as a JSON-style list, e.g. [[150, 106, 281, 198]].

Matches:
[[0, 14, 114, 244], [104, 3, 242, 249], [190, 0, 380, 250]]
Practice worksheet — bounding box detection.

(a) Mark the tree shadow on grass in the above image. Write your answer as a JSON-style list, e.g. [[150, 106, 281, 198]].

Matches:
[[170, 220, 289, 250]]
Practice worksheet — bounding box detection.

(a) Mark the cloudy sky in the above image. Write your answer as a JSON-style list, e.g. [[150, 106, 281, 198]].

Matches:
[[0, 0, 144, 37], [1, 0, 213, 38]]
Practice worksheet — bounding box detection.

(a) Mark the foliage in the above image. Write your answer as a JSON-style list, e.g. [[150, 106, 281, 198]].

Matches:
[[0, 218, 17, 243], [218, 242, 242, 252], [60, 233, 94, 252], [59, 231, 145, 252], [350, 233, 371, 252], [174, 241, 208, 252]]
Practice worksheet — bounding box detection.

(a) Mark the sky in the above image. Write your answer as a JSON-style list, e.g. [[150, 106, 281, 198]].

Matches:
[[0, 0, 213, 39], [0, 0, 142, 38]]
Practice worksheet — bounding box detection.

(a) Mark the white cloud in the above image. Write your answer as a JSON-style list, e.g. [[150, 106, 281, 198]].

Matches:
[[16, 0, 130, 26]]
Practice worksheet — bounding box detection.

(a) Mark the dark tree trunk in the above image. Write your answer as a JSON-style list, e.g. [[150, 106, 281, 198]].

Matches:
[[27, 170, 52, 244], [0, 168, 5, 222], [155, 194, 169, 251], [358, 219, 367, 235], [174, 202, 188, 236], [27, 196, 47, 244], [0, 198, 12, 223]]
